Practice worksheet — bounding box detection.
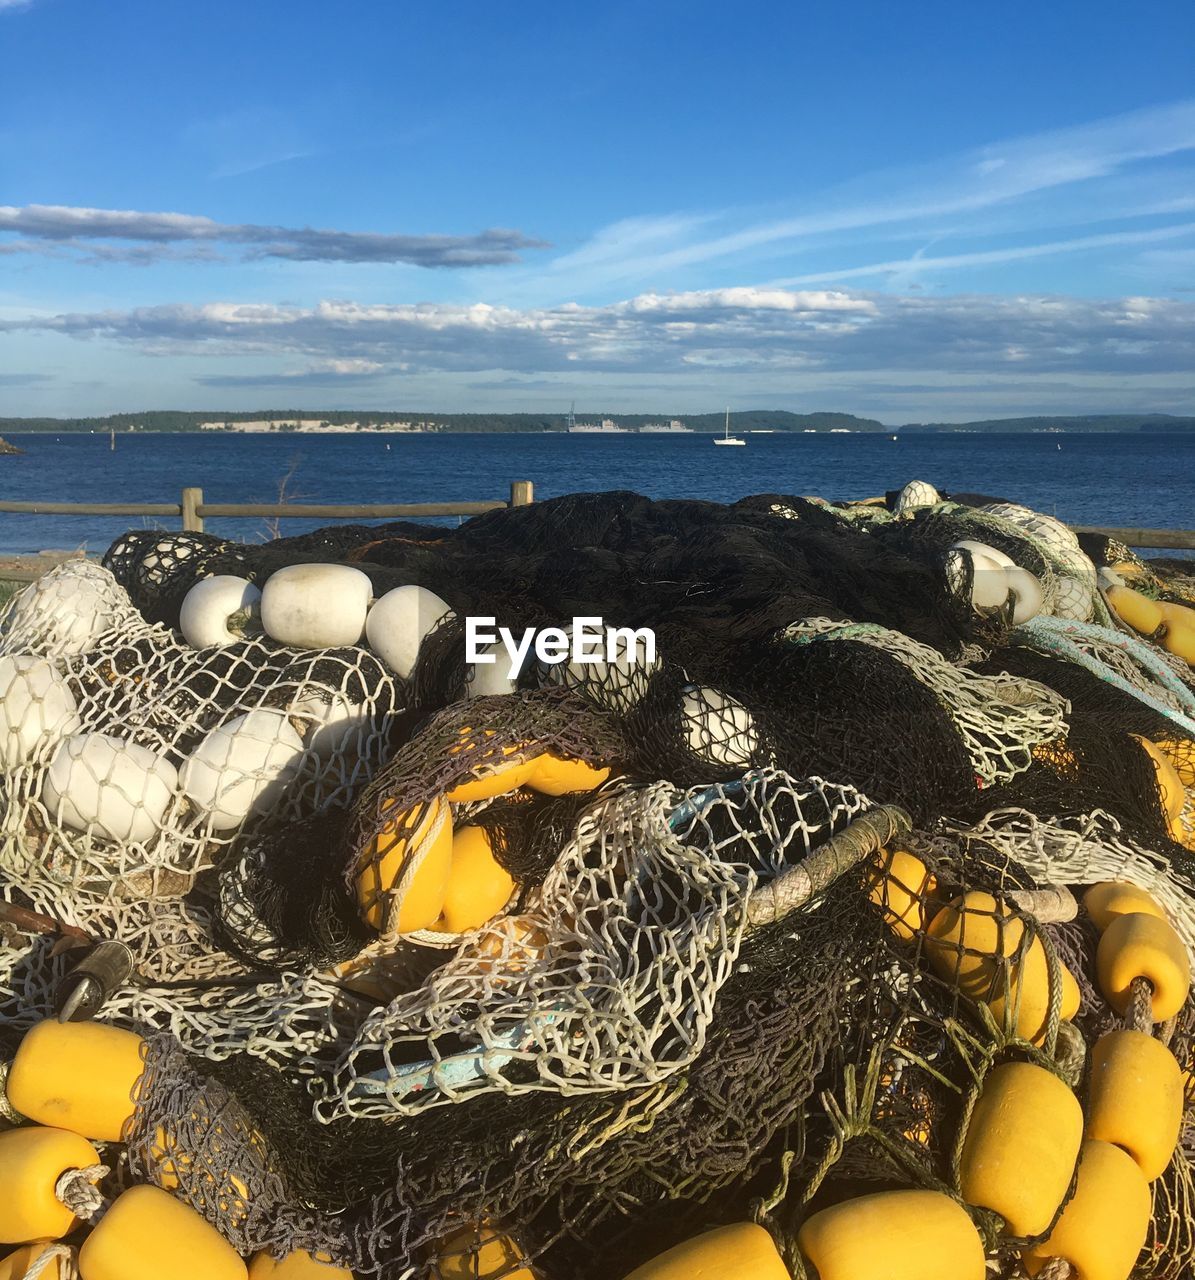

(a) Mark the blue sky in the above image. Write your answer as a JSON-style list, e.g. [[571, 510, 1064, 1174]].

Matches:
[[2, 0, 1194, 422]]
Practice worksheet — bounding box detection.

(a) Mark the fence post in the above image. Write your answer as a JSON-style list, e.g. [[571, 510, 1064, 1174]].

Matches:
[[181, 487, 204, 533], [510, 480, 534, 507]]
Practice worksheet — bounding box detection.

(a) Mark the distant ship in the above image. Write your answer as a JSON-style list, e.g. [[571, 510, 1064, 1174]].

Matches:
[[569, 418, 627, 434], [713, 407, 746, 447]]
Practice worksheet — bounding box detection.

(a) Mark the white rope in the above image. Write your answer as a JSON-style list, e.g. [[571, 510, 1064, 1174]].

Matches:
[[54, 1162, 110, 1221], [24, 1244, 76, 1280]]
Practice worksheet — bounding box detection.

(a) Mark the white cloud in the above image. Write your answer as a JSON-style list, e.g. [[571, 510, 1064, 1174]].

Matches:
[[0, 204, 547, 267], [4, 286, 1191, 384]]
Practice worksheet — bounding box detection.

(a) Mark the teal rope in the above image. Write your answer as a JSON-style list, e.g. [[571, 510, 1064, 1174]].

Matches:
[[1014, 615, 1195, 735]]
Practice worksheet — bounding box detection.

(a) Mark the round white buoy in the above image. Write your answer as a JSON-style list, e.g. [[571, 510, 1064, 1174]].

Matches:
[[0, 656, 82, 769], [681, 686, 759, 767], [42, 733, 178, 844], [465, 640, 520, 698], [1005, 566, 1045, 625], [179, 576, 262, 649], [895, 480, 941, 514], [289, 689, 372, 756], [260, 564, 373, 649], [365, 584, 453, 679], [5, 563, 128, 656], [179, 709, 304, 831], [542, 621, 659, 713]]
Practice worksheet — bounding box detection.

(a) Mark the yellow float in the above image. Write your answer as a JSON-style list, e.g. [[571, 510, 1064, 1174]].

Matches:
[[0, 1126, 102, 1244], [1086, 1029, 1184, 1181], [6, 1020, 145, 1143], [1082, 881, 1165, 932], [1021, 1139, 1151, 1280], [797, 1190, 985, 1280], [430, 825, 516, 934], [356, 796, 453, 932], [925, 892, 1080, 1043], [1096, 911, 1191, 1022], [435, 1220, 535, 1280], [621, 1223, 788, 1280], [248, 1248, 353, 1278], [1132, 736, 1188, 823], [958, 1061, 1083, 1238], [868, 848, 935, 940], [77, 1185, 246, 1280], [1105, 584, 1164, 636]]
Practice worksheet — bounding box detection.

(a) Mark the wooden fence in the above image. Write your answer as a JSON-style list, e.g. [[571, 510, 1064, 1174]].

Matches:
[[0, 481, 535, 536]]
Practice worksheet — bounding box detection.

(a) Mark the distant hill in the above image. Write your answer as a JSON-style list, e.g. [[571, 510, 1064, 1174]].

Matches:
[[0, 409, 887, 434], [900, 414, 1195, 433], [1, 410, 1192, 435]]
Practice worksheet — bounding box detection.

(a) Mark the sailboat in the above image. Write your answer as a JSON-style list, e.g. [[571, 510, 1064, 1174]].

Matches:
[[713, 407, 746, 446]]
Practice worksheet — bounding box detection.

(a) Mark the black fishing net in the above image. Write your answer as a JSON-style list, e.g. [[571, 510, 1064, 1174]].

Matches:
[[3, 483, 1195, 1280]]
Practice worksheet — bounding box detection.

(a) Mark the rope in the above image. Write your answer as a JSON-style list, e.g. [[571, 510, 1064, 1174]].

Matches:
[[54, 1163, 110, 1221], [1129, 976, 1155, 1035], [746, 805, 912, 928], [1014, 616, 1195, 734], [0, 1060, 26, 1126], [24, 1244, 76, 1280]]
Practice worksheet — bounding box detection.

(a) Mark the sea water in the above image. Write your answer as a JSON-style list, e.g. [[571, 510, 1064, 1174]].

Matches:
[[1, 431, 1192, 556]]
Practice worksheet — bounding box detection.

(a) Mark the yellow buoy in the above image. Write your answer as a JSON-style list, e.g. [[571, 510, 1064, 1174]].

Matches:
[[925, 893, 1080, 1043], [0, 1126, 102, 1245], [620, 1223, 789, 1280], [356, 796, 453, 932], [1086, 1029, 1184, 1181], [1131, 736, 1187, 822], [797, 1189, 985, 1280], [1154, 737, 1195, 788], [248, 1249, 353, 1278], [0, 1244, 71, 1280], [868, 848, 935, 940], [1160, 616, 1195, 665], [435, 1220, 535, 1280], [524, 754, 610, 796], [431, 826, 516, 934], [1105, 585, 1164, 636], [1096, 911, 1191, 1022], [1022, 1140, 1151, 1280], [958, 1061, 1083, 1238], [444, 730, 538, 803], [77, 1185, 247, 1280], [1082, 881, 1166, 933], [6, 1020, 145, 1144]]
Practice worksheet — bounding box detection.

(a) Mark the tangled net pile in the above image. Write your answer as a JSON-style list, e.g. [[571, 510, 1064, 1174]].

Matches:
[[2, 481, 1195, 1279]]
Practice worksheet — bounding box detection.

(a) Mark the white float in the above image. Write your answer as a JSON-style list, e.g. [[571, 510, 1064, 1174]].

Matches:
[[895, 480, 941, 514], [42, 733, 178, 844], [179, 708, 304, 831], [260, 564, 373, 649], [289, 689, 372, 756], [465, 640, 520, 698], [1005, 566, 1045, 625], [365, 585, 453, 679], [946, 546, 1010, 613], [4, 562, 128, 656], [543, 621, 659, 712], [681, 686, 759, 767], [950, 539, 1016, 570], [0, 656, 82, 769], [179, 576, 262, 649]]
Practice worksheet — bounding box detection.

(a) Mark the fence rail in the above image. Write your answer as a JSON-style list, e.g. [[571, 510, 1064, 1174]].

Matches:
[[0, 481, 534, 535]]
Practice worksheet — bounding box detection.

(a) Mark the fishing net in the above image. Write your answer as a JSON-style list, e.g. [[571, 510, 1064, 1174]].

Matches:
[[2, 483, 1195, 1279]]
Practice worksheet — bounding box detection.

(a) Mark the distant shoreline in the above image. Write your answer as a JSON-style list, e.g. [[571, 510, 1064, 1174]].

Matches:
[[4, 410, 1195, 436]]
